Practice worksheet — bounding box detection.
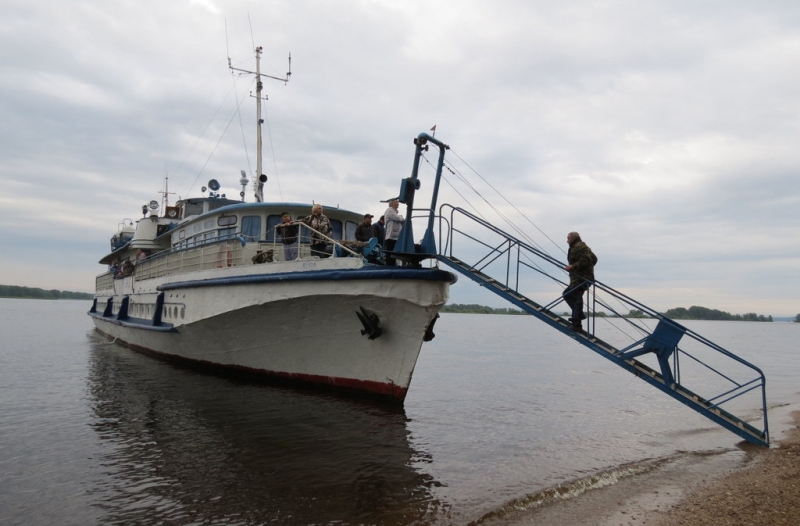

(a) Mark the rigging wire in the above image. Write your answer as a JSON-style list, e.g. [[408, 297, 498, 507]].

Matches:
[[419, 150, 556, 278], [262, 106, 283, 201], [169, 83, 237, 197], [232, 70, 253, 184], [185, 79, 252, 197], [422, 145, 644, 335], [247, 14, 256, 52], [449, 148, 566, 257], [427, 149, 553, 258], [423, 146, 645, 328]]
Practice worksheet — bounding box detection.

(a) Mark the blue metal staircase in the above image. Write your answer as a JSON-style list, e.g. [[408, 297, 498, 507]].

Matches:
[[437, 205, 769, 446], [391, 132, 770, 447]]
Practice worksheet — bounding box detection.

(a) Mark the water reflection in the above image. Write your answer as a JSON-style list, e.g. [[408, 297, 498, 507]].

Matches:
[[87, 335, 445, 525]]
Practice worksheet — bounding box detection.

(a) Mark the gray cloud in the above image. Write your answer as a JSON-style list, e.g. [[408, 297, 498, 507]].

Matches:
[[1, 0, 798, 315]]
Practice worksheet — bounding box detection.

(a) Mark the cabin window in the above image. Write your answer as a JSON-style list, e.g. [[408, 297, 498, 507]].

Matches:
[[241, 215, 261, 242], [218, 215, 237, 227], [204, 231, 217, 243], [178, 230, 186, 240], [193, 223, 203, 233], [330, 219, 342, 241], [204, 219, 215, 230], [265, 214, 283, 242], [345, 221, 357, 241], [218, 227, 236, 239], [184, 202, 203, 216], [207, 201, 229, 212]]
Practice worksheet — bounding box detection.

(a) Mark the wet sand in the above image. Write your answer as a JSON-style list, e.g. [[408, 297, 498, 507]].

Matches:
[[491, 411, 800, 526]]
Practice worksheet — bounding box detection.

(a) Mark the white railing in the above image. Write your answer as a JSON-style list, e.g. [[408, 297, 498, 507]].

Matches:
[[125, 225, 364, 282]]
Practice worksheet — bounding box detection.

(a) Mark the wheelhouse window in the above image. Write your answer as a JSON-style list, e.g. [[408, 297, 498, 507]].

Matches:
[[184, 202, 203, 216], [242, 215, 261, 242], [265, 214, 283, 242], [344, 221, 357, 241], [330, 219, 343, 241], [218, 215, 237, 227]]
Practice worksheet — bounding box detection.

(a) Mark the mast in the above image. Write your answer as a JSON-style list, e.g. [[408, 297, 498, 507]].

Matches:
[[159, 175, 175, 210], [229, 46, 291, 202], [255, 47, 263, 196]]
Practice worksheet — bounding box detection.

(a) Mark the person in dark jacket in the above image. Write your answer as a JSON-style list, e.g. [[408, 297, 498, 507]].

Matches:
[[373, 215, 386, 246], [275, 212, 299, 260], [563, 231, 597, 332], [355, 214, 376, 242]]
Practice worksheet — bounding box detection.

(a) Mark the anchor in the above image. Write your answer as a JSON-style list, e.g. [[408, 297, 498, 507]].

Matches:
[[355, 306, 382, 340]]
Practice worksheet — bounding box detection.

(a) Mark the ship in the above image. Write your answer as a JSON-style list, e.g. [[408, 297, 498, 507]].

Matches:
[[89, 46, 456, 402]]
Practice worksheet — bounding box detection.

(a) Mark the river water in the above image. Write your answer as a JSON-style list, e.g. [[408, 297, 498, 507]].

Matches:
[[1, 298, 798, 525]]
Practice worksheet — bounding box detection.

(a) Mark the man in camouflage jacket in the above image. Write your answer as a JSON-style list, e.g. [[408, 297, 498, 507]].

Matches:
[[563, 231, 597, 332]]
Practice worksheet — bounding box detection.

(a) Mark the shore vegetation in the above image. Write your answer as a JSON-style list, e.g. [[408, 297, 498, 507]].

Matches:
[[0, 284, 93, 300]]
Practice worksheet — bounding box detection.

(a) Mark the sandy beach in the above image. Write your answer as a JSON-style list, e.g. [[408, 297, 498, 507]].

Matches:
[[489, 411, 800, 526]]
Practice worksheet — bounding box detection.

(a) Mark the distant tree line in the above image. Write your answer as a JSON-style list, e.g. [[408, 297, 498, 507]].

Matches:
[[0, 284, 92, 300], [663, 306, 772, 322], [447, 302, 783, 322], [441, 303, 523, 315]]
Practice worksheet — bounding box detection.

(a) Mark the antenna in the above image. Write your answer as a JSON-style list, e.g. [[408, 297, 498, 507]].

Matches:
[[229, 46, 291, 202]]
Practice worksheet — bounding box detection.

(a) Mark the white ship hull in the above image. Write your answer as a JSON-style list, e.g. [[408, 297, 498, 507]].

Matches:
[[90, 259, 453, 401]]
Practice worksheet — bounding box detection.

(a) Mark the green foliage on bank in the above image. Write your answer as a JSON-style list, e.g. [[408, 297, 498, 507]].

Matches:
[[445, 302, 779, 321], [0, 284, 92, 300], [663, 306, 772, 322], [441, 303, 523, 315]]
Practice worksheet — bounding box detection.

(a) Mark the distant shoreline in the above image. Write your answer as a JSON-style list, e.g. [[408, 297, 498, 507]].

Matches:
[[0, 284, 92, 300], [442, 303, 795, 321]]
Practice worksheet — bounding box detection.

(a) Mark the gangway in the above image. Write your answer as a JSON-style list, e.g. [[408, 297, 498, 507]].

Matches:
[[391, 132, 769, 447]]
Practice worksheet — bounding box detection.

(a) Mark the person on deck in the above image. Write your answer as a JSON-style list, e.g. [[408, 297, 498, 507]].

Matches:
[[373, 215, 386, 246], [301, 204, 332, 258], [383, 200, 404, 266], [275, 212, 299, 261], [355, 214, 376, 242], [563, 231, 597, 333]]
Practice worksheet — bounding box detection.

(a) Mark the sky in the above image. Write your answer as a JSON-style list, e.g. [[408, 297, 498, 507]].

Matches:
[[1, 0, 799, 316]]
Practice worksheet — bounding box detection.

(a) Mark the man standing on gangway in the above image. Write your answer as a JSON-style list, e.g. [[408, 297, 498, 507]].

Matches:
[[564, 231, 598, 333]]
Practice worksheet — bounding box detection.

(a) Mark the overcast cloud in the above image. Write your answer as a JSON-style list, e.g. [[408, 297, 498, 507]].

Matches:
[[1, 0, 798, 315]]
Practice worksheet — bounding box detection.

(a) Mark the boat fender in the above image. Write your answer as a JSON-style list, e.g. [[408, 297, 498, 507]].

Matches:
[[356, 306, 382, 340]]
